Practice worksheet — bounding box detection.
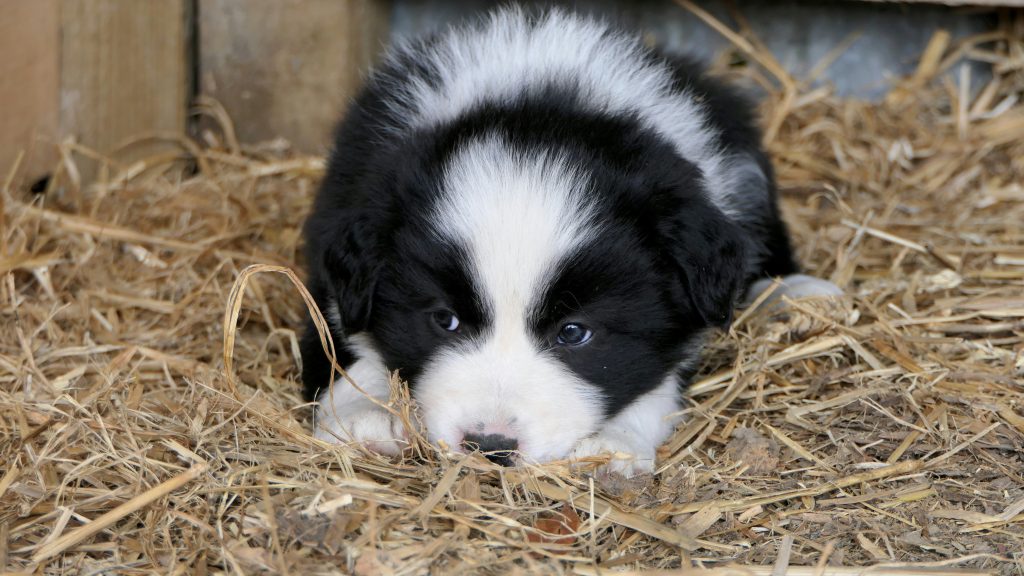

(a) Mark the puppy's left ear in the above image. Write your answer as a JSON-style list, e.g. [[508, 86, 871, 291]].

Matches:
[[653, 162, 749, 328], [312, 208, 383, 334], [662, 204, 748, 327]]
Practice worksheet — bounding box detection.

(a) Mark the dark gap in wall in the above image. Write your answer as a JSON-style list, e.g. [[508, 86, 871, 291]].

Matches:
[[185, 0, 200, 176]]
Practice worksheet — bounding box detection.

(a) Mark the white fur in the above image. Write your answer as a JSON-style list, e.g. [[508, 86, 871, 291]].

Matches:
[[324, 300, 343, 331], [384, 8, 757, 218], [414, 135, 607, 463], [570, 375, 681, 476], [314, 333, 406, 455]]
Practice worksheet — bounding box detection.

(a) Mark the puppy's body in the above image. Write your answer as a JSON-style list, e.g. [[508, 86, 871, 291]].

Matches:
[[301, 8, 836, 474]]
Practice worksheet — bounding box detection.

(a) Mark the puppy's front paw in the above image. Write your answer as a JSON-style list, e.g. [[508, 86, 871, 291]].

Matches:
[[315, 407, 407, 456], [570, 432, 655, 477], [747, 274, 842, 308], [776, 274, 842, 299]]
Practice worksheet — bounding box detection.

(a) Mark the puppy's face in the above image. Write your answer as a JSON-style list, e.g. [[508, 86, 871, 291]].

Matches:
[[326, 135, 746, 463]]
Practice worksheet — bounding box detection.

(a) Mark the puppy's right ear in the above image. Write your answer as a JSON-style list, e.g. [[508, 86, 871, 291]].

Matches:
[[314, 209, 382, 335]]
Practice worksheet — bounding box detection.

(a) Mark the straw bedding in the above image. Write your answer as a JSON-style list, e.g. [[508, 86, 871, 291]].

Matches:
[[2, 8, 1023, 575]]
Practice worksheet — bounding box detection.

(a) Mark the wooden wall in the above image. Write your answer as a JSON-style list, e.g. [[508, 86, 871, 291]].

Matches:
[[1, 0, 1019, 186], [61, 0, 192, 183], [0, 0, 60, 185], [0, 0, 391, 187], [199, 0, 390, 154], [0, 0, 190, 185]]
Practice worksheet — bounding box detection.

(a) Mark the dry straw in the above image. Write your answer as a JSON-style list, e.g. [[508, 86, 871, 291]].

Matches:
[[2, 6, 1024, 575]]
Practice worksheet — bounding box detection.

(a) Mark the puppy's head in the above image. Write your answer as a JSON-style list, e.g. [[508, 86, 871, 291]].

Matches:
[[320, 132, 747, 463]]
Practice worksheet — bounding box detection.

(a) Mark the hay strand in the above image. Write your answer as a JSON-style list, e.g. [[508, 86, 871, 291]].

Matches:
[[30, 463, 207, 563]]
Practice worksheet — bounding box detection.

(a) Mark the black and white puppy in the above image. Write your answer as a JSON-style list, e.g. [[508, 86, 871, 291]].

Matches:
[[300, 8, 839, 475]]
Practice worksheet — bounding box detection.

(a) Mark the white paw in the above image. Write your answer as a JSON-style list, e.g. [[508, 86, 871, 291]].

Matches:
[[315, 407, 408, 456], [570, 432, 655, 477], [747, 274, 842, 307]]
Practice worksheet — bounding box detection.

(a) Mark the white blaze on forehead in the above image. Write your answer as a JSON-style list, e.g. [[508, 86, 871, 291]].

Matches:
[[415, 135, 606, 461], [433, 135, 598, 327], [386, 7, 757, 217]]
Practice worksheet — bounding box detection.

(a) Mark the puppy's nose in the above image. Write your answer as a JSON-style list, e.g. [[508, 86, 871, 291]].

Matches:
[[461, 432, 519, 466]]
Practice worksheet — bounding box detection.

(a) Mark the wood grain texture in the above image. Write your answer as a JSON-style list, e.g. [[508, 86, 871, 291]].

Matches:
[[198, 0, 391, 153], [0, 0, 60, 184], [59, 0, 190, 178]]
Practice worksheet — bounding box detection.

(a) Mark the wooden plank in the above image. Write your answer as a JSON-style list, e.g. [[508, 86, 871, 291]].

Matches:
[[0, 0, 60, 185], [59, 0, 190, 181], [198, 0, 391, 154]]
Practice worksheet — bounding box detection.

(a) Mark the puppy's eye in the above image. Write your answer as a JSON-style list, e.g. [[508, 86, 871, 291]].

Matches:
[[556, 323, 592, 346], [431, 310, 460, 332]]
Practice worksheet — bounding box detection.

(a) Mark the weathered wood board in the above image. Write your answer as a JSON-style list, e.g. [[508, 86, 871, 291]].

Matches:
[[0, 0, 60, 184], [198, 0, 391, 154], [1, 0, 190, 186], [60, 0, 191, 182]]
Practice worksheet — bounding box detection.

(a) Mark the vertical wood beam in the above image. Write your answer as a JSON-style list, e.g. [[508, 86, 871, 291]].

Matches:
[[199, 0, 391, 154], [59, 0, 191, 181], [0, 0, 60, 185]]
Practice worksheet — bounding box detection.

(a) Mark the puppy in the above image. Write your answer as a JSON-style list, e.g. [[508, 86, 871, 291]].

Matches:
[[300, 8, 839, 475]]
